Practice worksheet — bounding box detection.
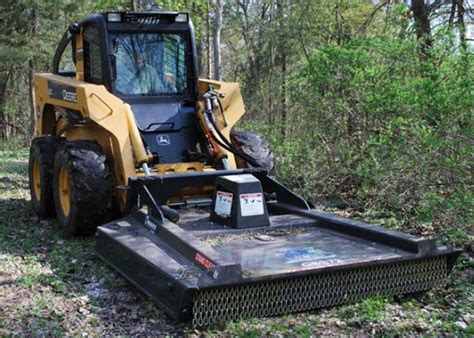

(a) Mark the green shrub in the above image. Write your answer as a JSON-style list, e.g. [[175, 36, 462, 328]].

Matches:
[[241, 29, 472, 245]]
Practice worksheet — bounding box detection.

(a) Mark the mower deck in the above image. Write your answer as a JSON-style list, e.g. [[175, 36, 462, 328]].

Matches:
[[97, 204, 458, 325], [176, 210, 410, 276]]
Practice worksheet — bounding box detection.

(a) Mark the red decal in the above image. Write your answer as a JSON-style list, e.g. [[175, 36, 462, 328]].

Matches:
[[240, 193, 262, 198], [195, 253, 215, 269]]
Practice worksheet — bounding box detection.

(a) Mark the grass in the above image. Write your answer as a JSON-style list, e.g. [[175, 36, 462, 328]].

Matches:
[[0, 148, 472, 335]]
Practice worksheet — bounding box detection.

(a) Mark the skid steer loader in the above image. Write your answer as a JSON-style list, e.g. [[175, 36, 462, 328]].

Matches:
[[29, 11, 459, 326]]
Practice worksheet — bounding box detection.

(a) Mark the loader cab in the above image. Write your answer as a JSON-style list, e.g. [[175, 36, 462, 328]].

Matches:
[[53, 12, 202, 165]]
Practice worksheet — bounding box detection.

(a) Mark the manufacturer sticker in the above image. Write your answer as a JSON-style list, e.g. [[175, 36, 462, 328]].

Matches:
[[62, 89, 77, 102], [214, 191, 233, 216], [280, 247, 336, 264], [240, 193, 264, 216], [47, 80, 77, 103]]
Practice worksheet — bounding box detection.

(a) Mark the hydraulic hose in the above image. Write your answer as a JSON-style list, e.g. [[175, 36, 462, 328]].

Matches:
[[208, 117, 260, 168], [209, 113, 233, 149], [200, 87, 261, 169]]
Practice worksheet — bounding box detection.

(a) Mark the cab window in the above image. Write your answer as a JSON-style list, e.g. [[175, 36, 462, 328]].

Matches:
[[111, 33, 188, 96], [58, 41, 76, 74], [83, 25, 103, 84]]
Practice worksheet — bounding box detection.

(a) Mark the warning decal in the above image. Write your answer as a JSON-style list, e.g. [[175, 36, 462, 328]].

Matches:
[[240, 193, 264, 216], [215, 191, 233, 216], [195, 252, 215, 269]]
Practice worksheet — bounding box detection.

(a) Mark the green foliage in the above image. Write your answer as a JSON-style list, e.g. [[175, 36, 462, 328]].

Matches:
[[226, 318, 312, 337], [242, 17, 473, 245], [359, 297, 390, 321], [226, 322, 262, 338], [227, 3, 473, 247]]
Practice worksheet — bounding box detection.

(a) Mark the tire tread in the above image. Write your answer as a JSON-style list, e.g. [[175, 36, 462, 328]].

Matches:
[[29, 136, 59, 218], [54, 141, 114, 236], [230, 131, 276, 176]]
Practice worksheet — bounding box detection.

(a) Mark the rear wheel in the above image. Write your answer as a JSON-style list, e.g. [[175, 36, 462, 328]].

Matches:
[[29, 136, 59, 218], [53, 141, 115, 236], [230, 131, 276, 176]]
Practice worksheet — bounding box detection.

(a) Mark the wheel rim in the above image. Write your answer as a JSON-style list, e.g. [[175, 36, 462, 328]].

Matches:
[[58, 166, 71, 217], [32, 159, 41, 201]]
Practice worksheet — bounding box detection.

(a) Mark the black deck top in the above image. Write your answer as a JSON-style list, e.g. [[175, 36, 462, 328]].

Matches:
[[173, 209, 407, 277]]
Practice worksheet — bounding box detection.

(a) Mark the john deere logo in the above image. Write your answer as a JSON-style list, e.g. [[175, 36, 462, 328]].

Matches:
[[62, 89, 77, 103], [157, 135, 171, 146]]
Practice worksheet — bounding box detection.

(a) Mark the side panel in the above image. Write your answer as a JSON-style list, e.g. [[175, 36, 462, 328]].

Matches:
[[33, 73, 138, 207]]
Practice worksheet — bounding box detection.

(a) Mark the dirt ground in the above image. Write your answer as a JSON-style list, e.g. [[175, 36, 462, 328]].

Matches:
[[0, 150, 472, 336]]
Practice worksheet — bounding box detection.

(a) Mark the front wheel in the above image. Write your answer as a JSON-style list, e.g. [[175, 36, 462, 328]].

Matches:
[[29, 136, 59, 218], [53, 141, 115, 236]]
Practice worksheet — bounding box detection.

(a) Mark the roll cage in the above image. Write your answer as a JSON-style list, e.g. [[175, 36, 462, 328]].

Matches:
[[52, 12, 199, 100]]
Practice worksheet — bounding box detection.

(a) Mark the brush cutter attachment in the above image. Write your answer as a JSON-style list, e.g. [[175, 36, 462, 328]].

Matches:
[[29, 11, 459, 327], [96, 169, 459, 326]]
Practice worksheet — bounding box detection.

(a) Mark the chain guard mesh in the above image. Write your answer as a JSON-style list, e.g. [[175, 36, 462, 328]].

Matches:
[[192, 257, 447, 326]]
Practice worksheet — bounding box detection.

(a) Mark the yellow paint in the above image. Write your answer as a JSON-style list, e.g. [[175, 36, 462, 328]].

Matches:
[[58, 166, 71, 217], [75, 29, 84, 81], [33, 73, 248, 208], [155, 162, 204, 174], [34, 74, 139, 183], [197, 79, 246, 169], [125, 104, 153, 164]]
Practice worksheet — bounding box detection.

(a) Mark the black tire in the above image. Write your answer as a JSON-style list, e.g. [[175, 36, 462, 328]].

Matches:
[[230, 131, 276, 176], [29, 136, 59, 218], [53, 141, 115, 236]]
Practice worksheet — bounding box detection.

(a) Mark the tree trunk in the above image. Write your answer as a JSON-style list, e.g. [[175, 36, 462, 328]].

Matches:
[[411, 0, 432, 59], [269, 45, 275, 125], [206, 0, 212, 78], [28, 7, 38, 143], [190, 2, 205, 76], [213, 0, 224, 81], [448, 0, 457, 24], [280, 52, 287, 138], [0, 71, 10, 141], [276, 0, 287, 138], [456, 0, 467, 52], [28, 60, 35, 143]]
